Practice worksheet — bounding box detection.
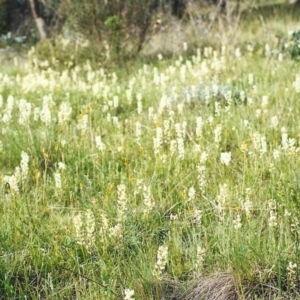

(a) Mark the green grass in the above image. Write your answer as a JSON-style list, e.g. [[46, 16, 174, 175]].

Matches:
[[2, 5, 300, 300]]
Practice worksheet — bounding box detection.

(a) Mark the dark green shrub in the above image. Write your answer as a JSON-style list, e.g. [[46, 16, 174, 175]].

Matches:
[[52, 0, 185, 62], [289, 30, 300, 60]]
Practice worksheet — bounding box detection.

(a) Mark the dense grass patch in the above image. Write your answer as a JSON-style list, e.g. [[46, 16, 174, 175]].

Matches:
[[2, 8, 300, 299]]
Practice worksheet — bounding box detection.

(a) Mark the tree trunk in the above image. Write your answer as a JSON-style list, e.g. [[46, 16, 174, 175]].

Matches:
[[29, 0, 48, 40]]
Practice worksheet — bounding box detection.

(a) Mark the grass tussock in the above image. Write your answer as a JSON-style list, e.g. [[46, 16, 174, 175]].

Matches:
[[178, 273, 238, 300]]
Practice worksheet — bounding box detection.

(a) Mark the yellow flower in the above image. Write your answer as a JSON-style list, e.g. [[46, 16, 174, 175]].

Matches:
[[240, 141, 248, 152], [235, 206, 242, 212], [42, 148, 49, 159], [34, 169, 41, 181]]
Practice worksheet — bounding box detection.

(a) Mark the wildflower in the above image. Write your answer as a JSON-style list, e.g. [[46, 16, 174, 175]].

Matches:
[[3, 175, 19, 193], [260, 136, 267, 156], [40, 96, 52, 126], [192, 209, 202, 227], [196, 117, 203, 138], [235, 47, 241, 58], [247, 97, 254, 106], [252, 132, 261, 151], [77, 114, 88, 133], [153, 127, 163, 156], [265, 44, 271, 56], [58, 162, 66, 170], [200, 151, 208, 164], [170, 213, 178, 221], [61, 139, 67, 147], [214, 124, 222, 144], [143, 184, 154, 216], [163, 119, 171, 143], [279, 127, 296, 154], [112, 116, 119, 128], [2, 96, 14, 123], [268, 200, 277, 227], [188, 186, 196, 201], [161, 154, 167, 163], [270, 116, 278, 129], [113, 95, 119, 108], [74, 210, 95, 249], [54, 172, 62, 189], [135, 122, 142, 145], [177, 102, 184, 114], [207, 116, 214, 125], [225, 90, 232, 112], [95, 135, 105, 151], [124, 289, 135, 300], [109, 223, 122, 239], [233, 213, 242, 230], [284, 209, 291, 217], [214, 101, 221, 116], [148, 107, 155, 121], [268, 210, 277, 227], [293, 74, 300, 93], [281, 127, 288, 150], [240, 91, 246, 103], [7, 95, 14, 110], [197, 165, 206, 192], [204, 46, 212, 57], [18, 99, 31, 125], [58, 102, 72, 124], [242, 200, 252, 218], [99, 211, 109, 242], [34, 169, 41, 181], [255, 109, 261, 118], [243, 119, 249, 128], [261, 95, 268, 108], [14, 167, 21, 184], [153, 245, 168, 280], [177, 137, 185, 160], [117, 184, 127, 222], [125, 89, 132, 105], [216, 183, 229, 220], [134, 179, 144, 195], [183, 42, 188, 51], [220, 152, 231, 165], [248, 73, 254, 85], [195, 246, 206, 271], [20, 151, 29, 181], [170, 140, 177, 156]]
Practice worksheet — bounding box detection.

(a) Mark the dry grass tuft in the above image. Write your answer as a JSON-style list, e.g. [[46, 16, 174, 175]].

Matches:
[[178, 273, 238, 300], [171, 274, 300, 300]]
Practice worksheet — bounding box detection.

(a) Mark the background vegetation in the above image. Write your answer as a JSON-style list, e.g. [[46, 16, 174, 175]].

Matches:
[[0, 0, 294, 61]]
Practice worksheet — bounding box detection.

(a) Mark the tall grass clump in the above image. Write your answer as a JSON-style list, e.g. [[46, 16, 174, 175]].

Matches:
[[2, 6, 300, 299]]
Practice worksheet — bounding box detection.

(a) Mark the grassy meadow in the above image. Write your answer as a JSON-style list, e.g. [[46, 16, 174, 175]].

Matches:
[[2, 4, 300, 300]]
